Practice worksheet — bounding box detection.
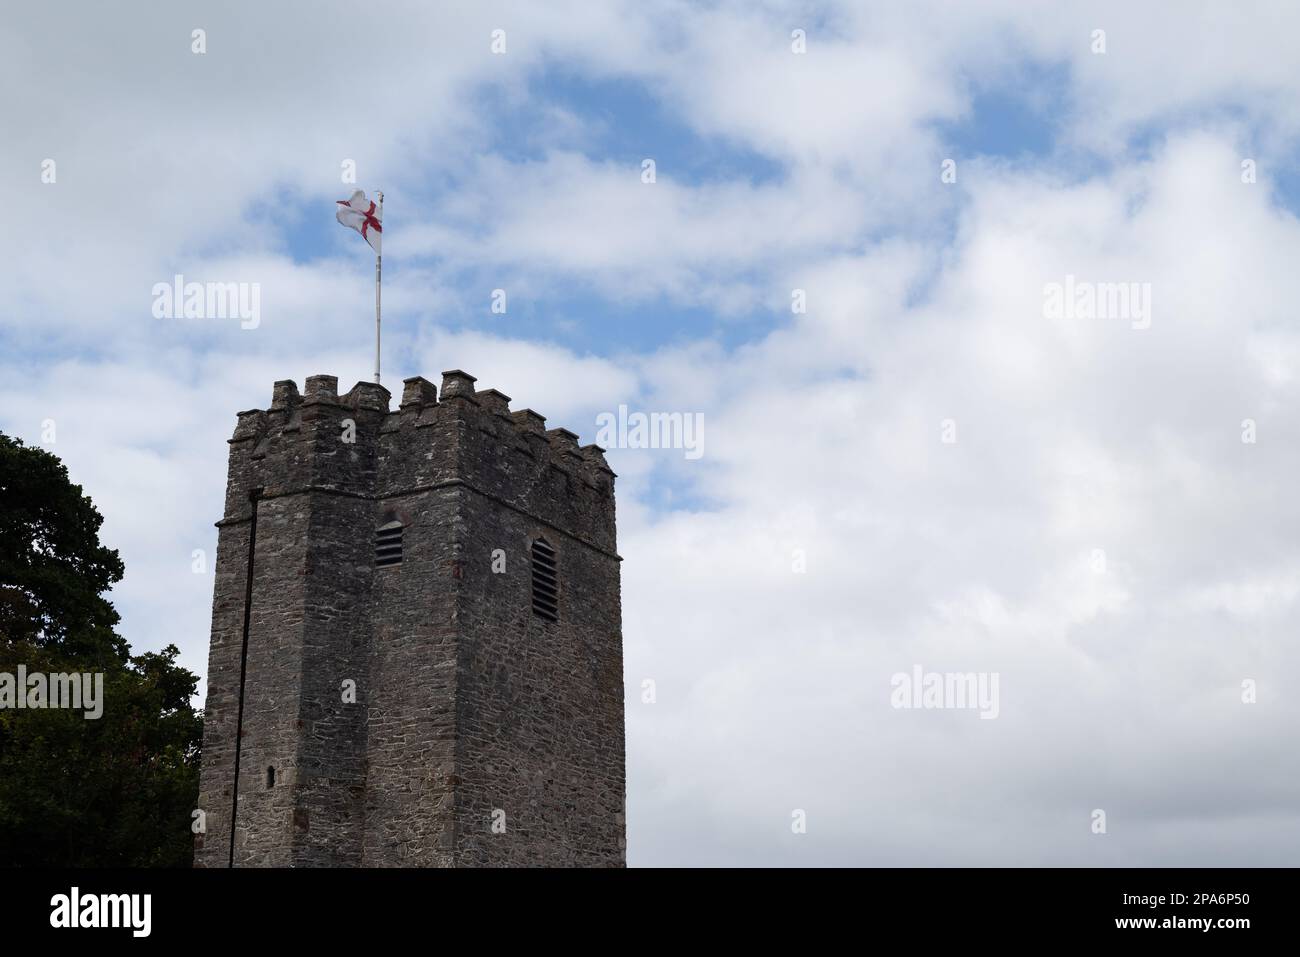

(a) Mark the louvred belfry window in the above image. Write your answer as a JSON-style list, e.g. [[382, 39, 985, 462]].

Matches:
[[531, 538, 558, 621], [375, 521, 403, 568]]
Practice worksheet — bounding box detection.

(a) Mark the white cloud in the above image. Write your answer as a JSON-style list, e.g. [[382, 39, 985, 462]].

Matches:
[[4, 0, 1300, 866]]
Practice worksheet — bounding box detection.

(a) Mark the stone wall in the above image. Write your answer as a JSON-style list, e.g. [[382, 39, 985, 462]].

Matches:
[[195, 371, 625, 867], [451, 488, 625, 865]]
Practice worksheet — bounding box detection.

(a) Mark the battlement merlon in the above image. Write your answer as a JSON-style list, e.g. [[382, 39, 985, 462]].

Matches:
[[440, 369, 477, 401], [400, 376, 438, 411], [219, 373, 618, 550]]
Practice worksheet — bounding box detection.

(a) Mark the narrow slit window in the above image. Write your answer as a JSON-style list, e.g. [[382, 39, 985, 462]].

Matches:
[[375, 521, 403, 567], [531, 537, 558, 622], [266, 766, 275, 788]]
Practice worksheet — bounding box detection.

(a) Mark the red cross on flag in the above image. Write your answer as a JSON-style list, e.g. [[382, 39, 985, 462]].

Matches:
[[336, 189, 383, 253]]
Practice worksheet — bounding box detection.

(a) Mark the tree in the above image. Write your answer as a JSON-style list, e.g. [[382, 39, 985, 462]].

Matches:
[[0, 433, 202, 866], [0, 434, 126, 661]]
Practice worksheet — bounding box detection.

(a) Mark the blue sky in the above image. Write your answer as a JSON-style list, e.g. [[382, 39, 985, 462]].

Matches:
[[5, 0, 1300, 866]]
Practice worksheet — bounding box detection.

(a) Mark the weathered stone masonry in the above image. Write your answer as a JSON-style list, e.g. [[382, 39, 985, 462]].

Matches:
[[194, 371, 625, 867]]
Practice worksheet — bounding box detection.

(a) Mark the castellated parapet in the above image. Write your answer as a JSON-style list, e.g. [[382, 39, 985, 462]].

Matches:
[[195, 371, 624, 867]]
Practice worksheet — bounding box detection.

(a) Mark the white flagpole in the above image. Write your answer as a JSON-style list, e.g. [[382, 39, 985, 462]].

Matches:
[[374, 190, 383, 384]]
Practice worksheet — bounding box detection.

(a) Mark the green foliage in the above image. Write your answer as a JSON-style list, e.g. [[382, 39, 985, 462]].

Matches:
[[0, 433, 202, 866], [0, 434, 126, 662]]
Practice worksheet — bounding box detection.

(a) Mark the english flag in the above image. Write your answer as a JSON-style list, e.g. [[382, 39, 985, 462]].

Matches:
[[336, 189, 383, 253]]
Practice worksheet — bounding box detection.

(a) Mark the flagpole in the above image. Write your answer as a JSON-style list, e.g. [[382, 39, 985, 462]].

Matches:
[[374, 190, 383, 384]]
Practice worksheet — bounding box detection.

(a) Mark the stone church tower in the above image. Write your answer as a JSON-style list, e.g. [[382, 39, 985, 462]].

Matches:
[[194, 371, 625, 867]]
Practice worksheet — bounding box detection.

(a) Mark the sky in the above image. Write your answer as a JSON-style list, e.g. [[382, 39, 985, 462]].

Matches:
[[4, 0, 1300, 866]]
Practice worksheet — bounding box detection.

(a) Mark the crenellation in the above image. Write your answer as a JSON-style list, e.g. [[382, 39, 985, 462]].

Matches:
[[474, 388, 511, 413], [232, 409, 268, 443], [342, 380, 390, 413], [303, 374, 339, 405], [511, 409, 546, 432], [400, 376, 438, 411], [580, 443, 614, 475], [546, 427, 581, 451], [440, 369, 477, 401], [271, 379, 300, 411]]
